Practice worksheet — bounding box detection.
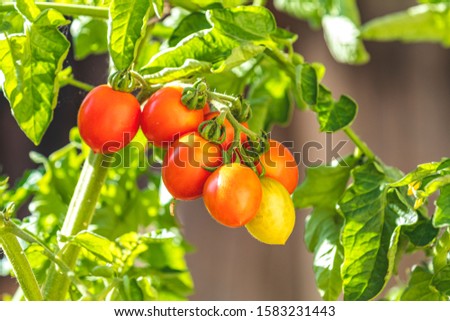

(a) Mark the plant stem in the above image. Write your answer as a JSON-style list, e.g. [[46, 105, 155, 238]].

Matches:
[[42, 151, 110, 300], [0, 2, 109, 19], [343, 127, 376, 160], [63, 77, 94, 92], [5, 220, 93, 299], [0, 216, 43, 301], [264, 47, 296, 79], [433, 228, 450, 272], [225, 111, 259, 140]]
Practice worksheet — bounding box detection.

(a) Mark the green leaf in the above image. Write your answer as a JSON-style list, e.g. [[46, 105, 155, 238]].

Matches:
[[0, 11, 24, 34], [275, 0, 368, 64], [204, 70, 246, 95], [247, 60, 293, 132], [0, 9, 70, 145], [168, 12, 211, 47], [271, 27, 298, 44], [152, 0, 164, 18], [401, 265, 447, 300], [294, 164, 351, 209], [419, 0, 450, 4], [391, 161, 443, 187], [305, 207, 344, 301], [322, 15, 369, 64], [206, 6, 276, 41], [168, 0, 246, 11], [108, 0, 153, 70], [433, 184, 450, 227], [273, 0, 323, 28], [15, 0, 41, 22], [295, 63, 318, 107], [69, 231, 121, 263], [312, 85, 357, 132], [70, 16, 108, 60], [362, 4, 450, 47], [420, 175, 450, 197], [432, 264, 450, 296], [340, 162, 418, 300], [136, 276, 158, 300], [404, 214, 439, 247], [141, 6, 273, 82], [141, 29, 257, 81], [298, 160, 352, 300]]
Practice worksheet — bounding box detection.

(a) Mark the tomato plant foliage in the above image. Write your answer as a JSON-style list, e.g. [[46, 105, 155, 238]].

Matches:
[[0, 0, 450, 301]]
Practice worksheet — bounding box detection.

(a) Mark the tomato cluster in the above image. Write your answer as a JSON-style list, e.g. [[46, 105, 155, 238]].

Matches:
[[77, 85, 298, 244]]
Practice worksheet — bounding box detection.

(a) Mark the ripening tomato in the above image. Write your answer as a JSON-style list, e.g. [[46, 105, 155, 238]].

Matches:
[[257, 139, 298, 194], [205, 112, 248, 150], [78, 85, 141, 154], [141, 86, 205, 147], [203, 163, 262, 227], [203, 102, 211, 115], [162, 132, 222, 200], [245, 177, 296, 245]]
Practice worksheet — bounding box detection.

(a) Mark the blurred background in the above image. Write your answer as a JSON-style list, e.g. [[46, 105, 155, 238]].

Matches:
[[1, 0, 449, 300]]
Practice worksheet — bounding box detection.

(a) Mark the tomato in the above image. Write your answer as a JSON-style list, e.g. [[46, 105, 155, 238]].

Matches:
[[162, 132, 222, 200], [205, 112, 248, 150], [245, 177, 295, 245], [141, 86, 205, 147], [203, 163, 262, 227], [203, 102, 211, 115], [257, 139, 298, 194], [78, 85, 141, 154]]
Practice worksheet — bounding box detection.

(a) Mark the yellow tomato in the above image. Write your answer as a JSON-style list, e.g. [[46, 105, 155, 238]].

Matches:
[[245, 177, 296, 245]]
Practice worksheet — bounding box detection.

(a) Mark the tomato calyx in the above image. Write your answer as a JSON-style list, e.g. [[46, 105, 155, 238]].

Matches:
[[181, 79, 209, 110], [180, 79, 270, 176], [108, 69, 135, 93]]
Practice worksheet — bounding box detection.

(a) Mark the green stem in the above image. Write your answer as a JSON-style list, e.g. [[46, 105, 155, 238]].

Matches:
[[42, 151, 110, 300], [0, 217, 43, 301], [64, 77, 94, 92], [433, 228, 450, 272], [343, 127, 376, 160], [0, 2, 109, 19], [225, 111, 258, 140], [264, 47, 296, 79], [5, 221, 93, 299]]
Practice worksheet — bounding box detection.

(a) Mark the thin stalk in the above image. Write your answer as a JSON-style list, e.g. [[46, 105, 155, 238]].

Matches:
[[0, 2, 109, 19], [6, 221, 93, 299], [63, 77, 94, 92], [433, 228, 450, 272], [0, 219, 43, 301], [264, 47, 296, 79], [343, 127, 376, 160], [225, 111, 259, 140], [42, 151, 110, 300]]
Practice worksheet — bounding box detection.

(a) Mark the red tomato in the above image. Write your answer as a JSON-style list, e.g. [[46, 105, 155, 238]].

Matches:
[[257, 140, 299, 194], [78, 85, 141, 154], [162, 132, 222, 200], [141, 87, 205, 147], [203, 102, 211, 115], [205, 112, 248, 150], [203, 163, 262, 227]]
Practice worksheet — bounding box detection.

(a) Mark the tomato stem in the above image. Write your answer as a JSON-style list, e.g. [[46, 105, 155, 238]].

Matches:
[[433, 228, 450, 272], [63, 77, 94, 92], [343, 127, 376, 160], [0, 214, 43, 301], [6, 219, 93, 299], [0, 2, 109, 19], [225, 111, 258, 141], [42, 151, 110, 300]]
